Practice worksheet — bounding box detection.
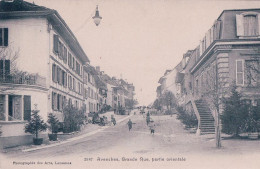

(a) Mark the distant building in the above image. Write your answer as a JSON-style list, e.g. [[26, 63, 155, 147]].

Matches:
[[156, 8, 260, 134]]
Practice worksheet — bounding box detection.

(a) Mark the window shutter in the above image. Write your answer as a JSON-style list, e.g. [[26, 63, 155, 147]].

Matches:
[[64, 47, 67, 63], [52, 64, 55, 82], [0, 60, 3, 79], [4, 60, 10, 79], [53, 35, 59, 53], [23, 96, 31, 121], [258, 14, 260, 35], [64, 72, 67, 87], [4, 28, 8, 46], [236, 14, 244, 36], [52, 92, 54, 109]]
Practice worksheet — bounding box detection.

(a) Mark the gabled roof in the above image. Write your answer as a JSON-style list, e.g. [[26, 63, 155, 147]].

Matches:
[[0, 0, 89, 63]]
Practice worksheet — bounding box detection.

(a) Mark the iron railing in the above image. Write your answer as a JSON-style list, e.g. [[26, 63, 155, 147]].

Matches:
[[0, 74, 46, 87]]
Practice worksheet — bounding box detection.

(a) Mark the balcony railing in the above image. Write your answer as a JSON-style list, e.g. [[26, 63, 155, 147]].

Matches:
[[0, 74, 46, 87]]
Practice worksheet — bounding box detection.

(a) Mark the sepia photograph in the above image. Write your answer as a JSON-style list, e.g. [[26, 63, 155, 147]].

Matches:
[[0, 0, 260, 168]]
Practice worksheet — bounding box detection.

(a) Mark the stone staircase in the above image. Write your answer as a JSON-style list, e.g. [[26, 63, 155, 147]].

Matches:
[[195, 100, 215, 135]]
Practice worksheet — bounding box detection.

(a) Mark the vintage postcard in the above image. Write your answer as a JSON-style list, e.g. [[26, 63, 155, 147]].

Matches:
[[0, 0, 260, 169]]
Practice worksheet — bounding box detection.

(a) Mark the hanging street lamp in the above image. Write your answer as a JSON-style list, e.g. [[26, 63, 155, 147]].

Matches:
[[93, 5, 102, 26]]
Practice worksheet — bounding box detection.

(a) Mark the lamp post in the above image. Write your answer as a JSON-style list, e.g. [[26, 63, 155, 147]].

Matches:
[[93, 5, 102, 26]]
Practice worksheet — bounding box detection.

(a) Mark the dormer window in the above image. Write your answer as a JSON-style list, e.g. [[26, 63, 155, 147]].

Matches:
[[244, 15, 257, 36], [236, 12, 260, 38]]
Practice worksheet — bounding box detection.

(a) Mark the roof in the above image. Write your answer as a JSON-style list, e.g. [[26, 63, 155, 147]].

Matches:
[[84, 65, 98, 75], [158, 76, 166, 84], [94, 75, 107, 90], [0, 0, 49, 12], [0, 0, 90, 63], [217, 8, 260, 20]]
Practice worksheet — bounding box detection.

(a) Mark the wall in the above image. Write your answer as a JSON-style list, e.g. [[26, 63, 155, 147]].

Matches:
[[0, 18, 49, 78]]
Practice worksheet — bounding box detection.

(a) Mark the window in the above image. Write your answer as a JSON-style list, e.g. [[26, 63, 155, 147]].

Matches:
[[78, 82, 80, 94], [244, 15, 258, 36], [52, 64, 57, 82], [53, 34, 59, 53], [236, 60, 244, 85], [245, 60, 259, 86], [0, 59, 10, 80], [63, 47, 67, 63], [0, 28, 8, 47], [0, 95, 31, 121], [236, 13, 259, 37], [63, 96, 66, 109], [62, 70, 67, 87], [69, 75, 72, 89], [68, 53, 72, 68], [72, 57, 75, 70], [73, 78, 75, 91], [58, 42, 63, 59], [76, 62, 80, 75], [52, 92, 58, 110]]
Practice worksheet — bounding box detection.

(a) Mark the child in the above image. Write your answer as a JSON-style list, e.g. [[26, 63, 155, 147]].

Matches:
[[149, 122, 155, 135]]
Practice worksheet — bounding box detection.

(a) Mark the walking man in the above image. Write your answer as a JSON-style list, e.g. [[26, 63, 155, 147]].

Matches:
[[127, 119, 133, 131]]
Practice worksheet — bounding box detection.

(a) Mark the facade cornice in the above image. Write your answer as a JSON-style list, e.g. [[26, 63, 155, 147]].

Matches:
[[190, 39, 260, 74]]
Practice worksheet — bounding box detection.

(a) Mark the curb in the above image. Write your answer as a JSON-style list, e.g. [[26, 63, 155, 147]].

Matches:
[[22, 114, 133, 152]]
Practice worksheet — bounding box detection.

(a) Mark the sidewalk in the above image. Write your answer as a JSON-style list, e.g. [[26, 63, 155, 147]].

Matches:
[[2, 111, 132, 153]]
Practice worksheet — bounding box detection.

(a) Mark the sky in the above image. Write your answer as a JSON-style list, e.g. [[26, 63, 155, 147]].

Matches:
[[28, 0, 260, 106]]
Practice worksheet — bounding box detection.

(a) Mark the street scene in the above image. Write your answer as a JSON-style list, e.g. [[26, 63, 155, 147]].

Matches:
[[1, 0, 260, 169]]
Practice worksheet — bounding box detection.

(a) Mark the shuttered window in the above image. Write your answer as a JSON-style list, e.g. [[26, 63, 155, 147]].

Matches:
[[0, 28, 8, 47], [244, 15, 257, 36], [0, 60, 10, 80], [236, 13, 259, 37], [53, 34, 59, 53]]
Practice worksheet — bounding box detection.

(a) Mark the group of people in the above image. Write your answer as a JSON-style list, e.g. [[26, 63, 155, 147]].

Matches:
[[127, 111, 156, 135]]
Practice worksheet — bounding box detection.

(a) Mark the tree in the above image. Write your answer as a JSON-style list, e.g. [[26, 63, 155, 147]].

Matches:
[[63, 104, 86, 133], [47, 113, 59, 134], [24, 109, 47, 139], [161, 90, 177, 111], [220, 85, 249, 137], [153, 98, 162, 111]]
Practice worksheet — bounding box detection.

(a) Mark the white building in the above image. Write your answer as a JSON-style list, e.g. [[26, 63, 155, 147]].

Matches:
[[0, 0, 89, 148]]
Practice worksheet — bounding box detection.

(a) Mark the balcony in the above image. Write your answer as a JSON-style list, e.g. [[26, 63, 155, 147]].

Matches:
[[0, 74, 46, 88]]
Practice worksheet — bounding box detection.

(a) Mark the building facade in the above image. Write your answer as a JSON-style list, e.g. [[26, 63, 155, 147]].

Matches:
[[0, 0, 89, 148], [156, 8, 260, 134]]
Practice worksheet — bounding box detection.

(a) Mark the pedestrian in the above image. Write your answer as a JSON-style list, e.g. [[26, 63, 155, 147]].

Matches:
[[111, 115, 116, 125], [146, 113, 150, 126], [149, 122, 155, 135], [127, 119, 133, 131]]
